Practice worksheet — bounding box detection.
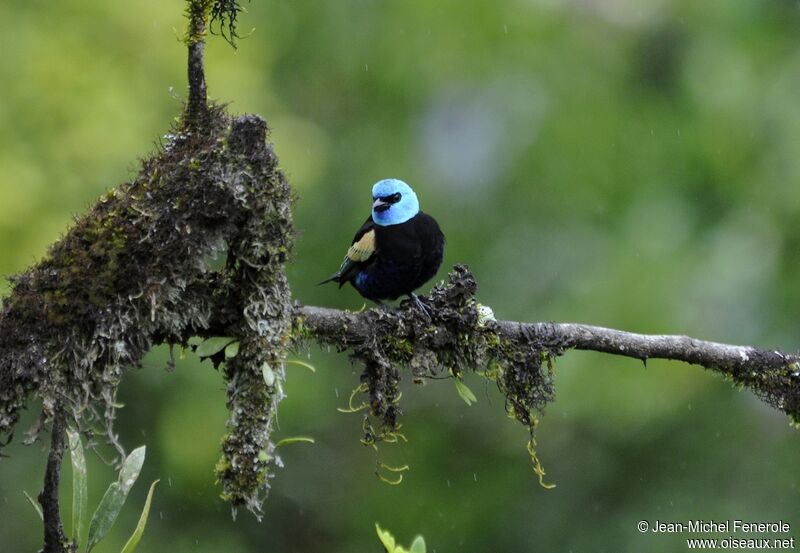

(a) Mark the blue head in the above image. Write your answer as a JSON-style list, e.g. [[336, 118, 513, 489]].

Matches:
[[371, 179, 420, 226]]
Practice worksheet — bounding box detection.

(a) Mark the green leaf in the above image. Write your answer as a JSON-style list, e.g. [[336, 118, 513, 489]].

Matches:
[[454, 379, 477, 406], [286, 359, 316, 372], [409, 536, 426, 553], [224, 341, 240, 359], [66, 427, 88, 548], [119, 446, 146, 494], [275, 436, 315, 448], [86, 482, 124, 552], [119, 479, 159, 553], [375, 523, 396, 552], [86, 446, 146, 552], [261, 362, 275, 387], [23, 491, 43, 521], [195, 336, 235, 357], [187, 336, 203, 347]]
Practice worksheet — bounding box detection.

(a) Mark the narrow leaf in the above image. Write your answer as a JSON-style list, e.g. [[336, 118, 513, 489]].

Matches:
[[86, 482, 125, 552], [66, 427, 88, 547], [86, 446, 146, 552], [119, 446, 146, 494], [195, 336, 235, 357], [224, 341, 240, 359], [286, 359, 316, 372], [119, 480, 159, 553], [274, 436, 315, 448], [454, 379, 477, 406], [23, 491, 43, 521], [409, 536, 426, 553]]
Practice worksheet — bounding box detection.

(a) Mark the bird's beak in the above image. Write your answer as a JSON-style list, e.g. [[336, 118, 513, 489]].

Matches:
[[373, 199, 390, 213]]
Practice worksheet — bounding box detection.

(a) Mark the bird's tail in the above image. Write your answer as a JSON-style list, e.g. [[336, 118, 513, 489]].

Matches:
[[318, 273, 341, 286], [320, 257, 356, 287]]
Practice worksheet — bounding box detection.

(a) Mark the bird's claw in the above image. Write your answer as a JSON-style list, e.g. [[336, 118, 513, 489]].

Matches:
[[409, 293, 432, 320]]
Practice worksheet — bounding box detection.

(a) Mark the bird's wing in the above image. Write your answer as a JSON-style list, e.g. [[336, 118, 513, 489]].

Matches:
[[349, 216, 376, 247], [336, 217, 377, 284], [347, 228, 376, 262], [319, 217, 377, 286]]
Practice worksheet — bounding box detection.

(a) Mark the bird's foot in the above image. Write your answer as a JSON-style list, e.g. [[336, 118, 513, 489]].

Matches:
[[409, 293, 432, 320]]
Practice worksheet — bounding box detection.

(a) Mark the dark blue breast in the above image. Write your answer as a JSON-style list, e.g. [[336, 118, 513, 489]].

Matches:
[[353, 259, 420, 301]]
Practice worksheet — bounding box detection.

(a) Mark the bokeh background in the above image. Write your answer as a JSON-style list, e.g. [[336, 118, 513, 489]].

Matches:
[[2, 0, 800, 551]]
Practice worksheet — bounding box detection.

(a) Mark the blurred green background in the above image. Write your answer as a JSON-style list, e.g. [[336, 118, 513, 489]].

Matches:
[[2, 0, 800, 551]]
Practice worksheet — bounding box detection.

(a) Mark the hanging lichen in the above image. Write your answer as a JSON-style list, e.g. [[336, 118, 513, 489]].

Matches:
[[301, 265, 560, 485]]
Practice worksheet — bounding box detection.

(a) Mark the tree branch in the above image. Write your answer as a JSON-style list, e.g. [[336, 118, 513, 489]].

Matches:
[[494, 321, 796, 374], [299, 304, 797, 371], [38, 409, 72, 553], [294, 269, 800, 424], [186, 1, 209, 124]]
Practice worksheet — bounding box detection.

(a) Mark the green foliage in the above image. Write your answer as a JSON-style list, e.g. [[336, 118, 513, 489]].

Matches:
[[119, 480, 159, 553], [194, 337, 237, 358], [224, 341, 240, 359], [376, 524, 426, 553], [66, 427, 88, 548], [274, 436, 315, 448], [60, 430, 161, 553], [408, 537, 426, 553], [285, 359, 316, 372], [454, 378, 478, 406], [23, 491, 42, 521], [86, 446, 146, 552], [88, 494, 121, 547], [375, 463, 410, 486]]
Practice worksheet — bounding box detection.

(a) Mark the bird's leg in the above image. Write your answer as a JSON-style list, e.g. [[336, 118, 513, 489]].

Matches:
[[409, 293, 432, 319]]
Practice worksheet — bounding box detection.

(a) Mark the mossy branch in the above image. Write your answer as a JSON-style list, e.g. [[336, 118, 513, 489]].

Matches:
[[294, 266, 800, 426], [184, 0, 248, 125], [185, 1, 209, 124], [182, 0, 228, 126], [0, 107, 293, 519]]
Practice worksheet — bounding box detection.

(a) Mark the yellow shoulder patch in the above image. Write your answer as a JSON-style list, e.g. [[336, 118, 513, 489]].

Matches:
[[347, 229, 376, 262]]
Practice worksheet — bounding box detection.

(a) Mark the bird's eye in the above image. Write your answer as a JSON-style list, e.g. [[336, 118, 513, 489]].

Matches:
[[385, 192, 402, 204]]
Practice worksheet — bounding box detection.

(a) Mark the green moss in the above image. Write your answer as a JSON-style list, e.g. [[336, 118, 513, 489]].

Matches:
[[184, 0, 214, 46], [0, 106, 294, 516], [383, 335, 414, 358]]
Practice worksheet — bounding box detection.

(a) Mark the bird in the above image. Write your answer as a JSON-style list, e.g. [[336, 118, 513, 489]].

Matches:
[[320, 178, 445, 313]]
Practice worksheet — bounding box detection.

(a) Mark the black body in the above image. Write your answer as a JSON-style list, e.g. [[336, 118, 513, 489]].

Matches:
[[323, 212, 445, 302]]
